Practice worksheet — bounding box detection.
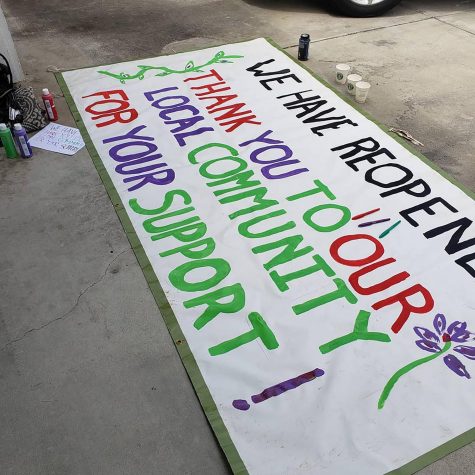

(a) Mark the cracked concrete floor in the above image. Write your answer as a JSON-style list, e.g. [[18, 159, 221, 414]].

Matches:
[[1, 0, 474, 474]]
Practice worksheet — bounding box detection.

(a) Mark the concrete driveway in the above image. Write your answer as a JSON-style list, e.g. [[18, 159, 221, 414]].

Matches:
[[1, 0, 474, 473]]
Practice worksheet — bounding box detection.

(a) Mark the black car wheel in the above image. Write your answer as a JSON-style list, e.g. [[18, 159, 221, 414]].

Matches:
[[334, 0, 402, 17]]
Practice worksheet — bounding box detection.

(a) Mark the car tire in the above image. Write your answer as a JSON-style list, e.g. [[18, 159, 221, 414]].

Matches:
[[334, 0, 402, 17]]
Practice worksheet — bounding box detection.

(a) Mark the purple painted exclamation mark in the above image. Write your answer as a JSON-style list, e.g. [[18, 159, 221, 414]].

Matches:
[[233, 367, 324, 411]]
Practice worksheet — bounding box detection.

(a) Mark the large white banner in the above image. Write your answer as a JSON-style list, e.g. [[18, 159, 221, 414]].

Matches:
[[60, 38, 475, 474]]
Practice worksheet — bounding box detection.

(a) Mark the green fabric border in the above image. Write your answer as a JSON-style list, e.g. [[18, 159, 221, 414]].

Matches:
[[55, 72, 248, 475], [386, 427, 475, 475], [264, 37, 475, 474], [56, 37, 474, 475]]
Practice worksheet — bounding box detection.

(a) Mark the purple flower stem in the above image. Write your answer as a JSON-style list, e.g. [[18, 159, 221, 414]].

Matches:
[[378, 340, 451, 409]]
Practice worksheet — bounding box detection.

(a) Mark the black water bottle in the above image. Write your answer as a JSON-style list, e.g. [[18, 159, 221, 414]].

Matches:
[[298, 34, 310, 61]]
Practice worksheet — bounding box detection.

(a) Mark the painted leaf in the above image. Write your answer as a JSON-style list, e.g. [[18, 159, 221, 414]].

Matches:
[[415, 339, 440, 353], [433, 313, 446, 335], [443, 354, 471, 378], [454, 345, 475, 360], [414, 326, 439, 342], [185, 60, 195, 70]]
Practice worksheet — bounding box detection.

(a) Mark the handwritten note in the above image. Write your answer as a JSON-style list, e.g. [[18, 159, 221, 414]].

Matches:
[[29, 123, 85, 155]]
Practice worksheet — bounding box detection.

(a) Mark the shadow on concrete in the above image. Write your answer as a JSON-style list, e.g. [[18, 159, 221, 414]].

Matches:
[[242, 0, 335, 14], [240, 0, 475, 17], [240, 0, 415, 17], [405, 0, 475, 13]]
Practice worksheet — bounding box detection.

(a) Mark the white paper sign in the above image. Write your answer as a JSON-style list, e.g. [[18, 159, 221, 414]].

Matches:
[[60, 38, 475, 475], [29, 123, 85, 155]]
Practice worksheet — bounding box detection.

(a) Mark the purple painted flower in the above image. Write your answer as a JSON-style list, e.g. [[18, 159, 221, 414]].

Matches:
[[413, 313, 475, 379]]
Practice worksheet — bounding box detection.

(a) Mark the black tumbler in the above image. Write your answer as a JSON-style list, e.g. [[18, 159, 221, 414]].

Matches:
[[298, 34, 310, 61]]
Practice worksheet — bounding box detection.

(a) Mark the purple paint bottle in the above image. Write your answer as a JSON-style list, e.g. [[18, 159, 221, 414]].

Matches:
[[13, 123, 33, 158]]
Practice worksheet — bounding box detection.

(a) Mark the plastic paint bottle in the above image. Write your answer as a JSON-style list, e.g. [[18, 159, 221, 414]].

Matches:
[[13, 123, 33, 158], [42, 88, 58, 121], [0, 123, 18, 159]]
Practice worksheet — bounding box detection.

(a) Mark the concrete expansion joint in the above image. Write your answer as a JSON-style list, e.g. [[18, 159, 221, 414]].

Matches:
[[1, 247, 132, 352], [434, 16, 475, 36], [282, 16, 445, 49]]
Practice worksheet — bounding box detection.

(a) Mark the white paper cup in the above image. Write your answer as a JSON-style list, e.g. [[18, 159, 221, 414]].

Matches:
[[355, 81, 371, 103], [346, 74, 362, 96], [335, 64, 351, 84]]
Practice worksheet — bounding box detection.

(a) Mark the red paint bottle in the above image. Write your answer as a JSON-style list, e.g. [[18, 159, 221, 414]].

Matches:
[[42, 88, 58, 121]]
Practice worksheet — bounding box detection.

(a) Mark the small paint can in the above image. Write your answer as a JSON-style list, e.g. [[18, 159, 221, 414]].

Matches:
[[298, 34, 310, 61]]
